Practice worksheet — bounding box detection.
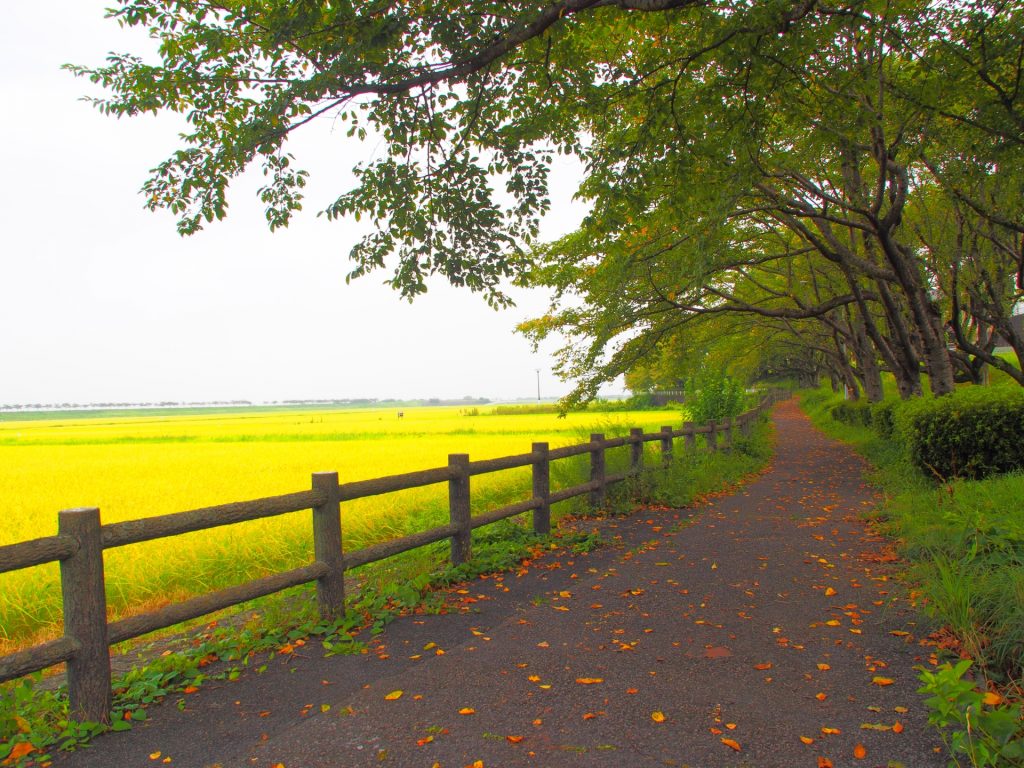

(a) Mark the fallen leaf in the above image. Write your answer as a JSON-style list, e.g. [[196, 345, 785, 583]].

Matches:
[[825, 587, 837, 597], [871, 676, 894, 686], [983, 691, 1002, 706], [720, 738, 741, 752], [799, 736, 815, 745], [149, 753, 162, 761], [384, 690, 403, 700], [651, 711, 666, 723], [821, 727, 841, 735], [892, 721, 904, 733], [704, 646, 732, 659], [853, 743, 867, 759], [817, 663, 831, 671], [753, 662, 773, 670], [817, 757, 834, 768], [575, 678, 604, 684], [816, 692, 827, 701], [506, 735, 524, 744], [182, 686, 199, 694], [459, 708, 476, 715], [626, 688, 639, 695]]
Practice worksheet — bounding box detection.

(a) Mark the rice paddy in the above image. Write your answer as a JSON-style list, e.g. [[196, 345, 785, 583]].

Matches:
[[0, 404, 685, 652]]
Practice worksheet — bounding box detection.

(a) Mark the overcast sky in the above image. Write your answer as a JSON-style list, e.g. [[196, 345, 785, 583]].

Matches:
[[0, 2, 597, 406]]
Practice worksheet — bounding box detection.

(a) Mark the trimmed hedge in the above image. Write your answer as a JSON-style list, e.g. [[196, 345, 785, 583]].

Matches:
[[895, 388, 1024, 480], [829, 399, 874, 427]]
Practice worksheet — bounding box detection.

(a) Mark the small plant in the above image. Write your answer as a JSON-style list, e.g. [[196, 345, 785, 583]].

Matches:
[[917, 660, 1024, 768], [686, 372, 746, 424]]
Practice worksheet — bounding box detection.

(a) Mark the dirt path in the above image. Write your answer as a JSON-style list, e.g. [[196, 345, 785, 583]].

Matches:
[[52, 400, 948, 767]]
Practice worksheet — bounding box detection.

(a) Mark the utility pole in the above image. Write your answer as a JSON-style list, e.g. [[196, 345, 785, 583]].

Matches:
[[536, 369, 541, 401]]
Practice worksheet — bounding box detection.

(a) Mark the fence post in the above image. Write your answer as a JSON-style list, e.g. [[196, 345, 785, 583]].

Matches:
[[449, 454, 471, 565], [532, 443, 551, 535], [312, 472, 345, 620], [683, 422, 696, 452], [739, 412, 751, 438], [707, 421, 718, 452], [723, 418, 733, 451], [629, 428, 644, 474], [660, 426, 673, 466], [589, 433, 606, 510], [59, 507, 111, 724]]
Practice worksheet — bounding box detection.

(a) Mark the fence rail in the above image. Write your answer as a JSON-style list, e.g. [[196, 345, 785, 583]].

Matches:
[[0, 394, 781, 721]]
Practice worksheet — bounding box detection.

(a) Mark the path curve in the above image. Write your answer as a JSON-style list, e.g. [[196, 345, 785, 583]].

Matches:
[[53, 400, 948, 768]]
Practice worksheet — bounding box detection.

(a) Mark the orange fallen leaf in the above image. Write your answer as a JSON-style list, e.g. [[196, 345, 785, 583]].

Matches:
[[821, 727, 841, 735], [6, 743, 36, 761], [651, 711, 666, 723], [417, 736, 434, 746], [459, 707, 476, 715], [528, 675, 541, 682], [892, 721, 904, 733], [506, 735, 524, 744], [799, 736, 815, 745], [466, 762, 484, 768], [817, 758, 834, 768], [149, 753, 162, 761], [825, 620, 841, 626], [983, 691, 1002, 706], [384, 690, 403, 700], [817, 663, 831, 671], [575, 678, 604, 684], [825, 587, 837, 597], [853, 743, 867, 759], [183, 685, 199, 694], [753, 662, 772, 670], [815, 692, 827, 701], [871, 676, 894, 686], [532, 718, 543, 726], [626, 688, 639, 695], [720, 738, 741, 752]]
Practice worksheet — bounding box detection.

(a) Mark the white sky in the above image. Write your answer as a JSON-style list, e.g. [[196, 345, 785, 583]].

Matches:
[[0, 2, 599, 406]]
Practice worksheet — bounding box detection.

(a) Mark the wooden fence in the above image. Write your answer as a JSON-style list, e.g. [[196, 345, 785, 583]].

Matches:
[[0, 395, 778, 722]]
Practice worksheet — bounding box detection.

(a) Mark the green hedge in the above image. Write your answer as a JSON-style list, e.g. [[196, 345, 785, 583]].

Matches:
[[829, 400, 874, 427], [896, 388, 1024, 480]]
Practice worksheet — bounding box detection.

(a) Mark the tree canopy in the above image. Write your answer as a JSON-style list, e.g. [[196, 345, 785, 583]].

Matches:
[[73, 0, 1024, 401]]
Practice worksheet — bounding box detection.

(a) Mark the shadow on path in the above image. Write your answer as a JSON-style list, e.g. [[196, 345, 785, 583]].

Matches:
[[54, 400, 948, 768]]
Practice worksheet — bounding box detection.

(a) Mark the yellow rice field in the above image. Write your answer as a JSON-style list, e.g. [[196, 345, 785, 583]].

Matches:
[[0, 405, 682, 651]]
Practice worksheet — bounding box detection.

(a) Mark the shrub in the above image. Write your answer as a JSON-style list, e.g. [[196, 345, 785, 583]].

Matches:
[[896, 387, 1024, 480], [829, 399, 874, 427], [870, 399, 899, 437], [687, 374, 746, 423]]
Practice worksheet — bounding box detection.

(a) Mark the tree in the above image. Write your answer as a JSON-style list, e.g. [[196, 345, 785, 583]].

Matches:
[[74, 0, 1023, 399]]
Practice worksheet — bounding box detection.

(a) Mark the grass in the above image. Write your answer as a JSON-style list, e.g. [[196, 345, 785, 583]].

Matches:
[[0, 404, 688, 653], [799, 386, 1024, 684]]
